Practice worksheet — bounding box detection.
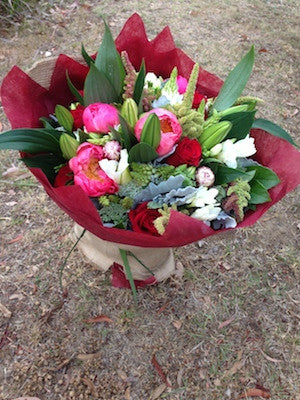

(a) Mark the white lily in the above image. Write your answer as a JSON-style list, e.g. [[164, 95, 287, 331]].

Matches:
[[191, 205, 222, 221], [188, 186, 219, 208], [216, 135, 256, 168], [99, 149, 129, 184]]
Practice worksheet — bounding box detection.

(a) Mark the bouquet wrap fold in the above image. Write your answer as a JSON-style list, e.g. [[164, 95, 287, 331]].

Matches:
[[1, 13, 300, 253]]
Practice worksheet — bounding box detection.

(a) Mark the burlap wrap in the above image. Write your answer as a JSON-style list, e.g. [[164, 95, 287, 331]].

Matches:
[[28, 58, 176, 282], [71, 224, 175, 281]]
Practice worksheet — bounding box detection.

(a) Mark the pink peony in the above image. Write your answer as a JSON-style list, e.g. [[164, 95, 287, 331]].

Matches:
[[69, 143, 118, 197], [134, 108, 182, 156], [176, 75, 188, 94], [83, 102, 119, 133]]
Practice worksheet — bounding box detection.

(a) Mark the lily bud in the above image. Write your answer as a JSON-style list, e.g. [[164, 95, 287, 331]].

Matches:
[[121, 98, 138, 128], [59, 133, 79, 160]]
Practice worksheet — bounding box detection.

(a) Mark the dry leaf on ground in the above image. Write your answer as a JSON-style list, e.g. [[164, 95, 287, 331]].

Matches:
[[151, 354, 172, 387], [172, 320, 182, 330], [259, 349, 283, 363], [0, 303, 12, 318], [76, 352, 101, 361], [83, 314, 113, 323], [11, 398, 41, 400], [81, 377, 97, 397], [218, 316, 235, 329], [150, 383, 167, 399], [239, 388, 271, 398], [7, 235, 24, 244], [46, 358, 72, 371], [2, 165, 31, 180]]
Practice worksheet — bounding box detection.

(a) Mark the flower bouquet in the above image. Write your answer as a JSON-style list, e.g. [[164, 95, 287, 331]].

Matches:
[[1, 14, 299, 293]]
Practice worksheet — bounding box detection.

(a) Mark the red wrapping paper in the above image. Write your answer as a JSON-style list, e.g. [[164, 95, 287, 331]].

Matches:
[[1, 13, 300, 248]]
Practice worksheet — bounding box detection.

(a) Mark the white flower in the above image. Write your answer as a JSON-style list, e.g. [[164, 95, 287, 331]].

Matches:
[[161, 87, 183, 106], [144, 72, 162, 89], [99, 149, 129, 184], [216, 135, 256, 168], [188, 186, 219, 208], [191, 205, 222, 221]]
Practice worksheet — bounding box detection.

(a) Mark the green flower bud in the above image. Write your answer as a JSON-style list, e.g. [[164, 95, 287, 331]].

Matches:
[[121, 98, 138, 128], [59, 133, 79, 160]]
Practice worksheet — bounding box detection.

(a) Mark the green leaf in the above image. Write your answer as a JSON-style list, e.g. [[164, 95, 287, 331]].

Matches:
[[21, 154, 66, 184], [118, 114, 138, 150], [133, 60, 145, 108], [55, 105, 74, 133], [39, 117, 57, 130], [119, 249, 137, 305], [221, 111, 256, 140], [209, 163, 256, 185], [246, 165, 280, 189], [249, 180, 271, 204], [66, 71, 84, 105], [140, 113, 161, 149], [213, 46, 255, 112], [252, 118, 298, 147], [0, 129, 62, 154], [94, 19, 125, 97], [81, 43, 95, 67], [128, 142, 158, 163], [109, 126, 122, 143], [84, 63, 118, 105]]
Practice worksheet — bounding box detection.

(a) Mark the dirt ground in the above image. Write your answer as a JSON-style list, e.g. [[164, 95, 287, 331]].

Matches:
[[0, 1, 299, 399]]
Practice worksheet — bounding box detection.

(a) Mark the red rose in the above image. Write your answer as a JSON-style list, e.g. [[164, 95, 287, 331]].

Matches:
[[70, 104, 85, 130], [54, 164, 73, 187], [193, 92, 207, 109], [129, 202, 160, 236], [166, 137, 202, 167]]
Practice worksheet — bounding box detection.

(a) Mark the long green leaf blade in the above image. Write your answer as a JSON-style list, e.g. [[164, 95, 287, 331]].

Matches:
[[84, 63, 118, 105], [213, 46, 255, 112], [94, 20, 125, 98], [133, 60, 145, 107], [0, 129, 62, 154], [119, 249, 137, 305], [221, 111, 256, 140], [66, 71, 84, 105], [252, 118, 297, 147], [81, 43, 95, 67]]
